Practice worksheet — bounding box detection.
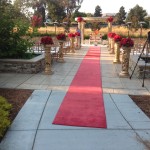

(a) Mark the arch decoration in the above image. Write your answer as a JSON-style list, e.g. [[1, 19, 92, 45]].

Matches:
[[75, 16, 114, 44]]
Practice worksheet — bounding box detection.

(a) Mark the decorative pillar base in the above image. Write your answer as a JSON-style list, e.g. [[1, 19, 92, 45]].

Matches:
[[45, 68, 53, 75], [119, 71, 129, 78], [109, 49, 115, 54], [57, 58, 65, 63], [113, 60, 121, 64]]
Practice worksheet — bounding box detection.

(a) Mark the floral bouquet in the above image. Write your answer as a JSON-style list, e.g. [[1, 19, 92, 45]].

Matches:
[[77, 17, 83, 22], [113, 34, 122, 42], [75, 32, 80, 36], [41, 36, 53, 45], [120, 38, 134, 47], [56, 33, 66, 41], [106, 16, 113, 22], [108, 32, 116, 38], [68, 33, 76, 38]]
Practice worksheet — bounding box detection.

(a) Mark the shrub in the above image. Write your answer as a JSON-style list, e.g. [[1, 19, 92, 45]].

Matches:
[[102, 34, 107, 40], [84, 35, 90, 39], [0, 96, 12, 138], [0, 2, 33, 59]]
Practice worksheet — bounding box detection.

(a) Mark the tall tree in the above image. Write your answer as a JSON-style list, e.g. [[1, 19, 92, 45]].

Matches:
[[13, 0, 33, 18], [115, 6, 126, 25], [32, 1, 46, 26], [47, 1, 66, 22], [94, 5, 102, 17], [56, 0, 84, 32], [126, 4, 147, 31]]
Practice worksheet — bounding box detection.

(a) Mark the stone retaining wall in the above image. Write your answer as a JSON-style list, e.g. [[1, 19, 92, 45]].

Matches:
[[0, 54, 45, 74]]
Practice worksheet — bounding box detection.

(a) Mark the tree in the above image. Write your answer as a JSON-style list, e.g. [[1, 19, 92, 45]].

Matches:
[[126, 4, 147, 31], [47, 1, 66, 22], [71, 10, 87, 22], [13, 0, 33, 18], [94, 5, 102, 17], [57, 0, 84, 32], [115, 6, 126, 25]]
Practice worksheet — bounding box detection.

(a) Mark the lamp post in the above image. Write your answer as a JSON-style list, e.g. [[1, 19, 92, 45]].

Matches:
[[62, 22, 68, 33], [139, 21, 145, 39], [126, 22, 132, 37], [44, 18, 52, 34], [53, 20, 58, 35]]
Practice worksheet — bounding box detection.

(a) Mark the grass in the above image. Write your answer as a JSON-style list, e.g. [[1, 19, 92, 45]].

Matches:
[[37, 26, 150, 38]]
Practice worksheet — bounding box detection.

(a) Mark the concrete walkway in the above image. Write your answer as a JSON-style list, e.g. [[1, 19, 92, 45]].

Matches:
[[0, 45, 150, 150]]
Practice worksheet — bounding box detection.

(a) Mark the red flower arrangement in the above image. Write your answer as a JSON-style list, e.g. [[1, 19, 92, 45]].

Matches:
[[120, 38, 134, 47], [113, 34, 122, 42], [77, 17, 83, 22], [68, 33, 76, 38], [41, 36, 53, 45], [106, 16, 113, 22], [75, 32, 80, 36], [108, 32, 116, 38], [56, 33, 66, 41]]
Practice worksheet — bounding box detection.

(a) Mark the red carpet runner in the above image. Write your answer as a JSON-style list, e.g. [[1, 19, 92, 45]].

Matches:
[[53, 47, 107, 128]]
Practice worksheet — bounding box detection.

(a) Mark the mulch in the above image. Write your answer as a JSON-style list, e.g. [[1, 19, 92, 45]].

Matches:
[[129, 95, 150, 118], [0, 88, 33, 122]]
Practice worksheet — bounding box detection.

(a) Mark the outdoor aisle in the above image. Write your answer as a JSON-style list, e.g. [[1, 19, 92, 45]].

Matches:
[[53, 46, 107, 128]]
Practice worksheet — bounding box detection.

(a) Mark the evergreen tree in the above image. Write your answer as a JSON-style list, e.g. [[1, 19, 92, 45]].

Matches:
[[126, 4, 147, 31], [94, 5, 102, 17], [115, 6, 126, 25]]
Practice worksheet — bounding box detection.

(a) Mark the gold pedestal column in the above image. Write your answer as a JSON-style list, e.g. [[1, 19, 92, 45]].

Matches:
[[58, 41, 65, 63], [75, 36, 81, 50], [108, 22, 112, 33], [108, 22, 112, 51], [119, 47, 131, 77], [108, 37, 111, 51], [113, 42, 121, 63], [110, 38, 115, 54], [70, 37, 75, 53], [44, 45, 53, 75]]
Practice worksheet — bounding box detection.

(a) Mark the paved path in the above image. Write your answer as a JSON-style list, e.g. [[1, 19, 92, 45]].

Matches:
[[0, 45, 150, 150]]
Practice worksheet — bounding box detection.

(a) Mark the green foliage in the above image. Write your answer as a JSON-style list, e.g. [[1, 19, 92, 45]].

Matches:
[[84, 35, 90, 39], [0, 1, 34, 59], [47, 1, 66, 22], [0, 96, 12, 138], [115, 6, 126, 25], [126, 4, 147, 31], [102, 34, 107, 40], [94, 5, 102, 17], [71, 10, 87, 22]]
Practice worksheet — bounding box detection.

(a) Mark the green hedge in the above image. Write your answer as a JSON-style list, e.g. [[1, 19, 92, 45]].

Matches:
[[0, 96, 12, 138]]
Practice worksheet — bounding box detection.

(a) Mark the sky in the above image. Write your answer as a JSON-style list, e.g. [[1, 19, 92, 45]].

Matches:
[[79, 0, 150, 15]]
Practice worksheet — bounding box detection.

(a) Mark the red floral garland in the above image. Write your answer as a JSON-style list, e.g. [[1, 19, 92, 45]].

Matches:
[[75, 32, 80, 36], [56, 33, 66, 41], [120, 38, 134, 47], [41, 36, 53, 45], [113, 34, 122, 42], [68, 33, 76, 38], [77, 17, 83, 22], [108, 32, 116, 38], [106, 16, 113, 22]]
